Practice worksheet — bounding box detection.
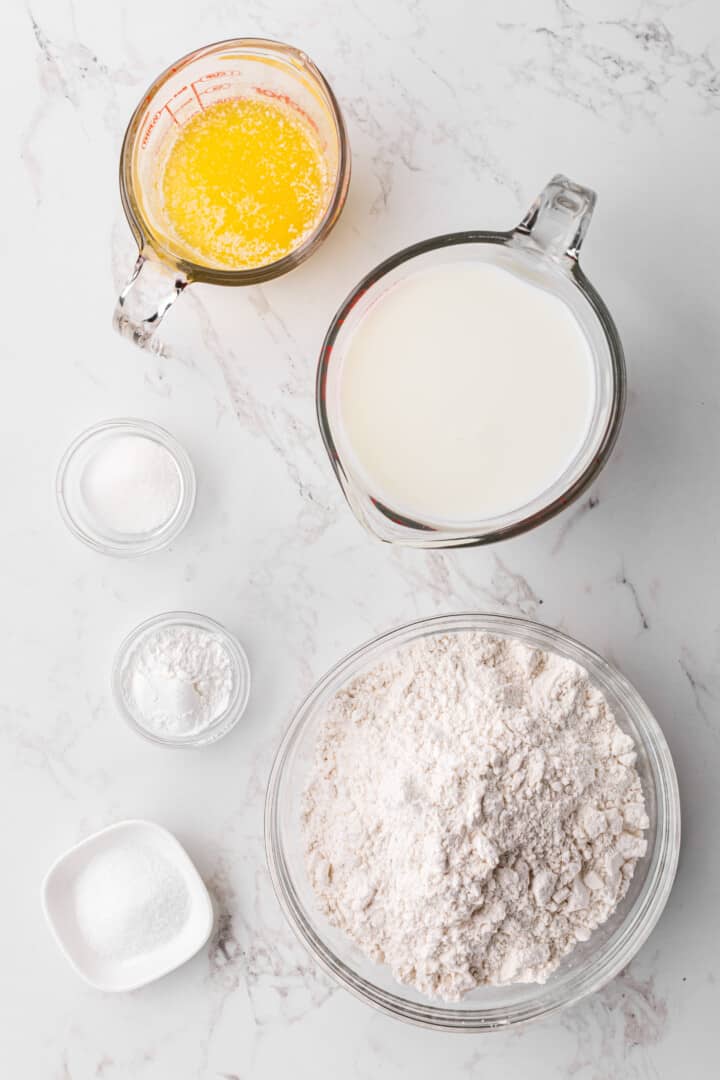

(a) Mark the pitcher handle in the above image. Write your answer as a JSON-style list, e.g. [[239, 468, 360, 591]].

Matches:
[[113, 252, 188, 350], [513, 174, 597, 263]]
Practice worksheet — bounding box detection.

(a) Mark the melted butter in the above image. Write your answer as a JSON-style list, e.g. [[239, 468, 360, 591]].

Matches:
[[159, 97, 329, 270]]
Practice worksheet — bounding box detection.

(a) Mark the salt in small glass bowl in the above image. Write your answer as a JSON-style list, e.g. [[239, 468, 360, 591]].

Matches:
[[265, 612, 680, 1032], [113, 611, 251, 748], [56, 418, 196, 557]]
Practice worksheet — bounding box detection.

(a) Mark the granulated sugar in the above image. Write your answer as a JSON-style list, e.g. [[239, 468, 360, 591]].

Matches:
[[302, 632, 649, 1001], [73, 844, 189, 962], [81, 434, 181, 535]]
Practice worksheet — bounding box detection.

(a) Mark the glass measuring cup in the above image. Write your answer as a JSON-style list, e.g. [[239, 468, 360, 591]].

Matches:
[[115, 38, 351, 349], [317, 175, 625, 548]]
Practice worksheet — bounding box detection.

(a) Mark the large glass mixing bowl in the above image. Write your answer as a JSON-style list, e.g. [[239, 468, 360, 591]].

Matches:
[[265, 613, 680, 1031]]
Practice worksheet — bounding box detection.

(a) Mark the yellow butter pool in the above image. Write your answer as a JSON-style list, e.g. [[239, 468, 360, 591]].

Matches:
[[159, 97, 330, 270]]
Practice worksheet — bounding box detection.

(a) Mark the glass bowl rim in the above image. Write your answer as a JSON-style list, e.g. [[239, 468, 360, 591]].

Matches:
[[265, 612, 680, 1031], [119, 36, 351, 285], [316, 232, 626, 548], [55, 418, 196, 558], [112, 610, 251, 748]]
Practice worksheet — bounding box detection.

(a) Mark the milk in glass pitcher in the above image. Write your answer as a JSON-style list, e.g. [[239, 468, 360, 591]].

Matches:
[[317, 176, 625, 548]]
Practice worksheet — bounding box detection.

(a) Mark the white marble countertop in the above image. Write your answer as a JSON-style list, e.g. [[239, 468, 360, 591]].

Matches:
[[4, 0, 719, 1075]]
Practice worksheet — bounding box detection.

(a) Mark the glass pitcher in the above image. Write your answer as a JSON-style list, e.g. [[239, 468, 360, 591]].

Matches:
[[114, 38, 351, 349], [317, 175, 625, 548]]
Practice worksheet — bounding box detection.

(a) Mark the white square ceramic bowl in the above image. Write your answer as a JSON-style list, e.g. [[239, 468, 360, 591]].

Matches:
[[41, 819, 214, 991]]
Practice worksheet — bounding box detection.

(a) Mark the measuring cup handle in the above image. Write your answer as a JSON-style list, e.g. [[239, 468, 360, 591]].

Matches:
[[513, 175, 597, 263], [113, 252, 188, 349]]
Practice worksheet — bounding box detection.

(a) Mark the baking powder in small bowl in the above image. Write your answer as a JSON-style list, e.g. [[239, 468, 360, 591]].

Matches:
[[113, 612, 251, 747]]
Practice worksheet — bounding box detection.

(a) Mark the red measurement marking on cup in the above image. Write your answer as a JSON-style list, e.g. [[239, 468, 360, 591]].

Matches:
[[194, 81, 233, 99], [192, 70, 243, 96], [253, 86, 320, 134], [190, 81, 205, 110], [141, 104, 166, 148], [197, 70, 240, 81], [140, 72, 318, 148], [188, 71, 237, 100], [141, 84, 200, 147]]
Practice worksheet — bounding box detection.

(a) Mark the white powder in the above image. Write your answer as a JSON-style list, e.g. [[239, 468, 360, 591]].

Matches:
[[81, 434, 181, 535], [122, 625, 234, 737], [303, 632, 649, 1001], [73, 844, 189, 961]]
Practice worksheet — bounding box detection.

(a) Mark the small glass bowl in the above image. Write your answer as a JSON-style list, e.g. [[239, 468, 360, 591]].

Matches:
[[112, 611, 251, 748], [56, 419, 196, 557], [265, 613, 680, 1032]]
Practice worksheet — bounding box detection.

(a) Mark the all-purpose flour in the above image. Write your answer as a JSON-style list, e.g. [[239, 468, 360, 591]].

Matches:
[[303, 632, 649, 1001]]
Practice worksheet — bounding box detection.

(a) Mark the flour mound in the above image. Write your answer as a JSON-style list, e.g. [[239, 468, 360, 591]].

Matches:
[[302, 632, 648, 1002]]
